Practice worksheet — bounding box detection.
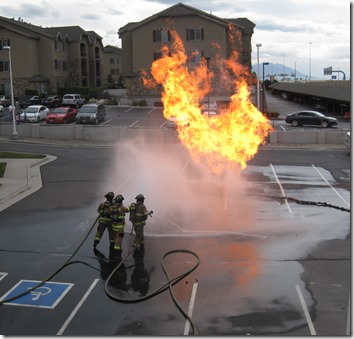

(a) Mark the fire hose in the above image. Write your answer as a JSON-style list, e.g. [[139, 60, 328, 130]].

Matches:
[[249, 194, 350, 212]]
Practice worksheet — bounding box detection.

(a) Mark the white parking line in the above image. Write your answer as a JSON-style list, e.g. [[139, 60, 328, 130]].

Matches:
[[0, 272, 8, 281], [270, 164, 293, 214], [101, 119, 112, 125], [280, 125, 286, 131], [56, 279, 99, 335], [160, 121, 167, 128], [129, 120, 139, 127], [311, 164, 350, 207], [183, 282, 198, 335], [295, 285, 316, 335], [124, 107, 134, 113]]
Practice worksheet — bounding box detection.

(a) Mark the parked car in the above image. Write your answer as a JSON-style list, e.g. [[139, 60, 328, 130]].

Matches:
[[166, 115, 189, 128], [201, 100, 218, 112], [202, 110, 218, 116], [62, 94, 85, 108], [0, 95, 11, 107], [43, 95, 62, 108], [75, 103, 105, 124], [285, 110, 338, 128], [0, 105, 3, 117], [45, 107, 78, 124], [19, 95, 42, 108], [19, 105, 49, 122], [345, 131, 350, 150]]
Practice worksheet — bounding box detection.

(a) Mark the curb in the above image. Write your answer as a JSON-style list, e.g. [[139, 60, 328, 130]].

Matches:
[[0, 154, 57, 212]]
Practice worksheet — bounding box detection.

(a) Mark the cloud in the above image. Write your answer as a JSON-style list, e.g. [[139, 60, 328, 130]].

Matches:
[[256, 22, 315, 34], [105, 8, 124, 16], [81, 13, 101, 20]]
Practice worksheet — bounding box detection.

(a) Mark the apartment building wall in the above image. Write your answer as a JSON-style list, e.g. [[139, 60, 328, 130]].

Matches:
[[131, 17, 229, 74], [102, 46, 123, 87], [119, 3, 254, 96], [0, 17, 104, 97]]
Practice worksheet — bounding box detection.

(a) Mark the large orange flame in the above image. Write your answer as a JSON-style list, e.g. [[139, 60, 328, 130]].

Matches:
[[144, 30, 273, 173]]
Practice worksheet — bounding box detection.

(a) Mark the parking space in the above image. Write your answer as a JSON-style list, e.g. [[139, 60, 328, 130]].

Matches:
[[0, 141, 350, 336]]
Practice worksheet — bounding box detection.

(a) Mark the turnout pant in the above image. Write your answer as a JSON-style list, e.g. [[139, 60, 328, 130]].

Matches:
[[133, 222, 145, 247], [94, 222, 114, 245], [112, 224, 125, 251]]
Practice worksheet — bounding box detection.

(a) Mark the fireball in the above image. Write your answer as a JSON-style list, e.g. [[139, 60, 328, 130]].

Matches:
[[145, 30, 273, 173]]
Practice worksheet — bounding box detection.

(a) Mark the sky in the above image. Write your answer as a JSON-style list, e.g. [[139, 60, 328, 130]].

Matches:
[[0, 0, 351, 80]]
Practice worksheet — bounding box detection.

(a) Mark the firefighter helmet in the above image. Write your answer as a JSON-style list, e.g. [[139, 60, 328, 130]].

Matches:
[[135, 194, 145, 201], [114, 194, 124, 203], [105, 192, 114, 200]]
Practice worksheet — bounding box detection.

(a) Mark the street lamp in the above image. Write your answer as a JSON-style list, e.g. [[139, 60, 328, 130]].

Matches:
[[309, 42, 312, 81], [256, 43, 262, 110], [3, 46, 18, 139], [262, 62, 269, 113]]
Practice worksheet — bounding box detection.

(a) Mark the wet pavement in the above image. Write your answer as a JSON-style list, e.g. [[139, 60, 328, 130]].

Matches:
[[0, 132, 351, 335]]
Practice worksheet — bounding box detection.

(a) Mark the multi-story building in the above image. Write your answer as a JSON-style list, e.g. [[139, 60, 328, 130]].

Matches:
[[118, 2, 255, 96], [102, 45, 123, 87], [0, 16, 104, 97]]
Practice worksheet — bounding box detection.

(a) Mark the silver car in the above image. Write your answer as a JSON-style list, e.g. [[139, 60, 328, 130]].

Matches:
[[75, 103, 105, 125], [20, 105, 49, 122]]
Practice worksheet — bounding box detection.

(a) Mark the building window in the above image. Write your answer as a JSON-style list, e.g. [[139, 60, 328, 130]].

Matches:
[[54, 59, 60, 71], [55, 39, 59, 50], [153, 51, 163, 60], [186, 28, 204, 41], [80, 43, 87, 57], [153, 50, 171, 60], [95, 47, 100, 59], [0, 60, 9, 72], [153, 29, 171, 42], [110, 68, 120, 75], [110, 57, 120, 64], [187, 50, 204, 63], [0, 39, 10, 49]]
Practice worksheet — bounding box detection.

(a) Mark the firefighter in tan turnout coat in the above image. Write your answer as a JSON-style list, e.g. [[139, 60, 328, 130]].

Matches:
[[129, 194, 153, 250], [93, 192, 115, 249], [109, 194, 129, 255]]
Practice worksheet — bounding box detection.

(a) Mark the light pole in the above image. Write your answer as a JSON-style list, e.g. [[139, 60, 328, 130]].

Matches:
[[3, 46, 18, 139], [256, 43, 262, 110], [262, 62, 269, 113], [309, 42, 312, 81]]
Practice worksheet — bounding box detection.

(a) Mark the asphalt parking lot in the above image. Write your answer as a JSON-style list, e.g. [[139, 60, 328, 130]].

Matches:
[[0, 92, 351, 336]]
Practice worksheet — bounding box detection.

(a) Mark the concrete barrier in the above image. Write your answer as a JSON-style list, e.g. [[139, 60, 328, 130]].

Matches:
[[0, 123, 347, 145], [268, 130, 347, 144]]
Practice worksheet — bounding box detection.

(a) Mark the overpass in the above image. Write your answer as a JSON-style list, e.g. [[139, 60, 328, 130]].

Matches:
[[268, 80, 350, 115]]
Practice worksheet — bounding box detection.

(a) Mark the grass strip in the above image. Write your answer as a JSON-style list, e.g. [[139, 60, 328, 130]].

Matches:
[[0, 151, 45, 159], [0, 162, 6, 177]]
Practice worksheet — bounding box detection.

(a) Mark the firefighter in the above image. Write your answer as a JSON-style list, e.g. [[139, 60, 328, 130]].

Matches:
[[93, 192, 115, 249], [129, 194, 153, 250], [110, 194, 129, 255]]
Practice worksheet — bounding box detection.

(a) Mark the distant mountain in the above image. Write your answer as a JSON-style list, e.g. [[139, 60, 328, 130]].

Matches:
[[252, 63, 317, 81]]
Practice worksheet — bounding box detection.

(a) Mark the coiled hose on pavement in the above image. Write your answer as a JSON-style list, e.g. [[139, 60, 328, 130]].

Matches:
[[104, 248, 200, 335], [0, 216, 200, 335]]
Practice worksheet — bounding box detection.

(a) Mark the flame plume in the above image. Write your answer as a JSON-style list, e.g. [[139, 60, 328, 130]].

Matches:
[[145, 30, 273, 173]]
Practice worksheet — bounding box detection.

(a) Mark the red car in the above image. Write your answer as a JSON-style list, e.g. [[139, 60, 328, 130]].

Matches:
[[45, 107, 78, 124]]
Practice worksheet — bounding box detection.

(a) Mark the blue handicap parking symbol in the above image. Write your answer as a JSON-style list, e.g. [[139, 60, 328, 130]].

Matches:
[[0, 280, 74, 309]]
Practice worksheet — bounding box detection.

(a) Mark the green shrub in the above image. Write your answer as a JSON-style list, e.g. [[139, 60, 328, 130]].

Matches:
[[138, 99, 147, 107]]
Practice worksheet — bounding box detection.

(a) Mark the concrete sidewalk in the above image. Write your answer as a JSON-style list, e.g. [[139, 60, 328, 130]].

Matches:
[[0, 155, 56, 212]]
